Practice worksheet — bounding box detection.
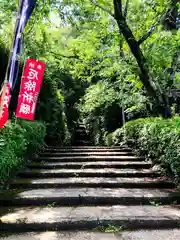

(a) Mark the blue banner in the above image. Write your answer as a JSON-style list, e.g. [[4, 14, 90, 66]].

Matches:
[[7, 0, 37, 89]]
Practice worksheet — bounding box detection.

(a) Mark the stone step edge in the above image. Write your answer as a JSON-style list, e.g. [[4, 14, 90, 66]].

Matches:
[[44, 148, 132, 152], [0, 219, 179, 232], [26, 162, 152, 170], [1, 195, 179, 206], [33, 157, 145, 162], [17, 171, 160, 178], [40, 152, 135, 155], [27, 161, 151, 165], [45, 146, 131, 149], [10, 179, 175, 189], [46, 146, 125, 148]]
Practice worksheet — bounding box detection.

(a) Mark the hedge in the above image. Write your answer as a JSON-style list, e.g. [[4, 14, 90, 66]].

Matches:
[[0, 119, 46, 185], [106, 117, 180, 182]]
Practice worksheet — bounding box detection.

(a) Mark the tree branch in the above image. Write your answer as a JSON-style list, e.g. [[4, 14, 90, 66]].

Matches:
[[124, 0, 129, 19], [114, 0, 123, 19], [138, 12, 166, 45], [119, 38, 125, 58], [113, 0, 159, 101], [89, 0, 114, 17], [138, 25, 156, 45], [138, 1, 178, 45], [51, 51, 80, 60]]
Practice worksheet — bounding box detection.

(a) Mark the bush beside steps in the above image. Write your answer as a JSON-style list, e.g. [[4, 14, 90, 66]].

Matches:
[[106, 117, 180, 184], [0, 119, 46, 186]]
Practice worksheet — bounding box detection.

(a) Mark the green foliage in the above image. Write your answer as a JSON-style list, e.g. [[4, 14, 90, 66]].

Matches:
[[47, 202, 57, 208], [108, 117, 180, 182], [0, 1, 76, 144], [0, 0, 180, 147], [78, 79, 149, 145], [17, 119, 46, 152], [36, 72, 70, 145], [0, 120, 46, 184], [94, 224, 123, 233]]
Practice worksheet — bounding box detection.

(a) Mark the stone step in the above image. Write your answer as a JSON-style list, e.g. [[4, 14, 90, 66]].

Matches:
[[47, 145, 124, 148], [73, 133, 89, 137], [40, 151, 135, 156], [1, 188, 179, 206], [73, 137, 89, 141], [75, 133, 88, 136], [45, 147, 130, 151], [0, 205, 180, 231], [44, 149, 132, 153], [76, 129, 86, 132], [17, 169, 159, 178], [77, 129, 86, 132], [34, 155, 144, 162], [11, 177, 175, 189], [73, 138, 90, 141], [26, 161, 152, 170], [77, 125, 85, 129], [73, 140, 91, 145], [1, 230, 180, 240], [75, 130, 88, 133]]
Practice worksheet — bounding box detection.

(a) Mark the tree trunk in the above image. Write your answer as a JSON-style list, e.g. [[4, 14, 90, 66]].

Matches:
[[113, 0, 172, 118]]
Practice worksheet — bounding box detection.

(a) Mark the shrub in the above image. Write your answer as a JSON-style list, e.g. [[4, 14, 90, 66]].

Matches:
[[107, 117, 180, 182], [0, 120, 46, 185], [78, 81, 125, 145], [36, 77, 70, 145]]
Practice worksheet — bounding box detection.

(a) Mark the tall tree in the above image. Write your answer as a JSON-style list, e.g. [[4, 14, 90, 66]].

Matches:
[[88, 0, 179, 117]]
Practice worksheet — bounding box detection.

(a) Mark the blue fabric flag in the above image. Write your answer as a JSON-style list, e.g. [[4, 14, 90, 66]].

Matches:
[[7, 0, 37, 89]]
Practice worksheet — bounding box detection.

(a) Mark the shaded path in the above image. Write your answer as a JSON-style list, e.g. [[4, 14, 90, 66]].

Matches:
[[0, 126, 180, 239]]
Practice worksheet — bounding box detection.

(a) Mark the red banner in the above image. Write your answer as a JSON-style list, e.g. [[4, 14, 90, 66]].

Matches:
[[0, 83, 11, 128], [16, 59, 45, 120]]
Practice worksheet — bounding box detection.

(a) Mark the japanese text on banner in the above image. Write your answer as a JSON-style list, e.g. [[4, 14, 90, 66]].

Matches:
[[16, 59, 45, 120]]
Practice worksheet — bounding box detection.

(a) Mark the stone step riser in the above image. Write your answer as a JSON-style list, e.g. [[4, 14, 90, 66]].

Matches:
[[73, 140, 90, 143], [73, 141, 90, 144], [10, 181, 175, 189], [45, 148, 131, 152], [47, 146, 127, 148], [75, 129, 86, 132], [33, 158, 144, 163], [1, 196, 179, 207], [26, 163, 151, 170], [73, 137, 88, 140], [42, 150, 134, 154], [73, 134, 89, 137], [40, 152, 135, 157], [43, 151, 133, 154], [49, 145, 127, 147], [17, 172, 159, 178], [74, 136, 88, 138], [1, 220, 179, 232]]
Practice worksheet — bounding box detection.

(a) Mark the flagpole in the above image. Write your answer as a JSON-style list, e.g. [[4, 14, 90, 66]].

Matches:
[[1, 0, 23, 120], [2, 0, 37, 92], [3, 0, 22, 87]]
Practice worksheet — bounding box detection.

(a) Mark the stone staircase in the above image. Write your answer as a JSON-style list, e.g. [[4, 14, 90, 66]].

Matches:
[[72, 124, 92, 146], [0, 144, 180, 239]]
